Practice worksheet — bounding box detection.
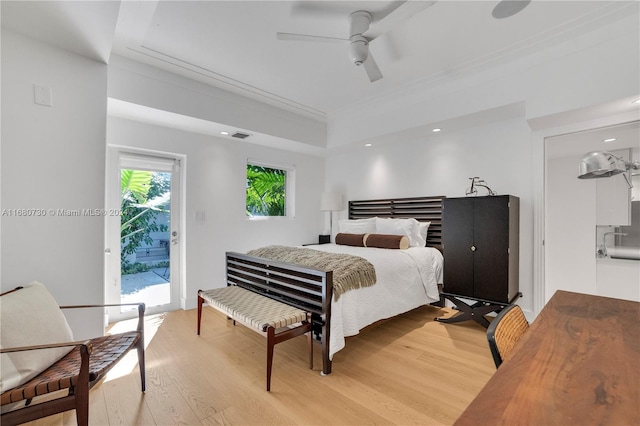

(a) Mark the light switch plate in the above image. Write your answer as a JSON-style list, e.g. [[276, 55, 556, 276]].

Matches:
[[34, 84, 53, 107]]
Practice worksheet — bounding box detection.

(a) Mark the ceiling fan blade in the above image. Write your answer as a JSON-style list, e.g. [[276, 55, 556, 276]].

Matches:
[[363, 53, 383, 82], [363, 0, 437, 40], [276, 32, 348, 44]]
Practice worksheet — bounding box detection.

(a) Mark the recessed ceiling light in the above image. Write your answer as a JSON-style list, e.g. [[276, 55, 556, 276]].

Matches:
[[220, 131, 229, 135], [633, 99, 640, 105], [365, 143, 372, 147], [432, 128, 441, 133], [603, 138, 616, 143]]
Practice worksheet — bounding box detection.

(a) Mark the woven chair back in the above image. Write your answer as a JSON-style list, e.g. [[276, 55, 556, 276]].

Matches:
[[487, 304, 529, 368]]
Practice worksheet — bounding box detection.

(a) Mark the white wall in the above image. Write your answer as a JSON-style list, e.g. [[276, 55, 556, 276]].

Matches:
[[325, 12, 639, 319], [107, 117, 325, 309], [108, 55, 326, 150], [1, 30, 107, 339], [546, 156, 597, 295], [547, 151, 640, 302], [326, 115, 536, 314]]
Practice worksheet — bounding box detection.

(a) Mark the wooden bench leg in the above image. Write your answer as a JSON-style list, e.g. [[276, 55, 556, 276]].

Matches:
[[321, 321, 332, 375], [305, 314, 313, 370], [199, 289, 315, 391], [308, 329, 313, 370], [266, 327, 275, 392], [197, 291, 203, 335], [266, 323, 312, 391]]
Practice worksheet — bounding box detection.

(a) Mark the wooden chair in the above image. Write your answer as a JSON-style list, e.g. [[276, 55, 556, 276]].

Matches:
[[487, 304, 529, 368], [1, 285, 146, 426]]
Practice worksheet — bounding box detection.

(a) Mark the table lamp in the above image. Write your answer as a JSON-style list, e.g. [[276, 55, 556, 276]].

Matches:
[[320, 192, 342, 243]]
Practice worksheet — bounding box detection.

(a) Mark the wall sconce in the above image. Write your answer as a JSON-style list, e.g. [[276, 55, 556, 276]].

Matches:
[[578, 151, 640, 188], [320, 192, 343, 239]]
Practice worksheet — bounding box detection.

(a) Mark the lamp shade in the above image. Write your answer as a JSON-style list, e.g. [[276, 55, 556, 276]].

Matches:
[[320, 192, 342, 211], [578, 151, 627, 179]]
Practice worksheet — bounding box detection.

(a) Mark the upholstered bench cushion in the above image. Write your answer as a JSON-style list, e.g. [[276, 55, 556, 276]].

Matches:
[[199, 286, 307, 331]]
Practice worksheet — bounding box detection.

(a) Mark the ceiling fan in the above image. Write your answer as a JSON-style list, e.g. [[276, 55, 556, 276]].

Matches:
[[276, 1, 437, 82]]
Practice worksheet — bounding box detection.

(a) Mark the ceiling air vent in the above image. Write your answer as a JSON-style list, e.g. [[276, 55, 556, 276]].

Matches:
[[231, 131, 251, 139]]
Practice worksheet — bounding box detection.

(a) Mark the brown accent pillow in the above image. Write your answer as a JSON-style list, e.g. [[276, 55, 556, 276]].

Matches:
[[335, 233, 366, 247], [364, 233, 410, 250]]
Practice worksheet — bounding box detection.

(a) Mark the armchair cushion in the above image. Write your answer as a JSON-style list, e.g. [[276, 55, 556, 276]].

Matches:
[[1, 282, 74, 392]]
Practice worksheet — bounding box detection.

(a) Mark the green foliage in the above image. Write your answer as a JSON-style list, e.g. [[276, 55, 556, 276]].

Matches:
[[120, 170, 170, 267], [121, 169, 152, 203], [121, 260, 170, 276], [148, 172, 171, 200], [246, 165, 286, 216]]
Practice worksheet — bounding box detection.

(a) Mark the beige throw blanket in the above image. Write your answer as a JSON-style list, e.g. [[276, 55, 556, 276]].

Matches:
[[247, 245, 377, 300]]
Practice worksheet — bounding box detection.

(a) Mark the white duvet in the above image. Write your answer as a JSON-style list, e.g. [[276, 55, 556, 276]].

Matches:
[[306, 244, 444, 360]]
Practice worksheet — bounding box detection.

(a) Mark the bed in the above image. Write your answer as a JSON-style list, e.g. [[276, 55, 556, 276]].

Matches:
[[225, 195, 445, 375]]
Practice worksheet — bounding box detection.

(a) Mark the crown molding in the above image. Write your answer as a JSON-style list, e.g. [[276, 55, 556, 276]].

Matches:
[[124, 44, 327, 122]]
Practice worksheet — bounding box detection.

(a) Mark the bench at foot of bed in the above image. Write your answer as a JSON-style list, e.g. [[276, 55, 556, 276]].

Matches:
[[197, 286, 312, 391]]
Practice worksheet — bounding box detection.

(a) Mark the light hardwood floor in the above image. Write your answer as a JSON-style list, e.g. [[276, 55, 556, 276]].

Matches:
[[24, 305, 495, 425]]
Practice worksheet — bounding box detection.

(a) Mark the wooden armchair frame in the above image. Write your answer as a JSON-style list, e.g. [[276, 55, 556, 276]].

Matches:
[[1, 287, 146, 426]]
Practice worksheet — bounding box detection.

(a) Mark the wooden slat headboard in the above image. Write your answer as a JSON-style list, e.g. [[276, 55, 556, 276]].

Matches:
[[348, 195, 445, 250]]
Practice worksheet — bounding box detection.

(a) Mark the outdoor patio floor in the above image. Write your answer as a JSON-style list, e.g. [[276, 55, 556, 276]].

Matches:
[[121, 267, 170, 307]]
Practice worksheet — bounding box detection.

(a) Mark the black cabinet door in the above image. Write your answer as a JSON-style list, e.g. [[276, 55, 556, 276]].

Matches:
[[443, 198, 474, 297], [473, 197, 510, 302], [443, 196, 515, 303]]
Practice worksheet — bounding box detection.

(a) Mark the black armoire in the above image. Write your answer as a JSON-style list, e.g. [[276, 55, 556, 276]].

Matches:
[[437, 195, 520, 327]]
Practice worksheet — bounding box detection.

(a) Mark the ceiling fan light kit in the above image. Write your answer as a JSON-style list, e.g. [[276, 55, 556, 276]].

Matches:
[[349, 11, 372, 66], [349, 36, 369, 66]]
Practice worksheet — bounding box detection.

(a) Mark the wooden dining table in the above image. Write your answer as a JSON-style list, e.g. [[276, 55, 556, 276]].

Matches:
[[455, 290, 640, 426]]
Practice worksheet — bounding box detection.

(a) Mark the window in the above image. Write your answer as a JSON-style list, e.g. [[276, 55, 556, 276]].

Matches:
[[246, 160, 295, 218]]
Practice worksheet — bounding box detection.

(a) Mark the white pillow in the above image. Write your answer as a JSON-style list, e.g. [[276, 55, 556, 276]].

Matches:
[[375, 217, 422, 247], [338, 218, 376, 234], [417, 222, 431, 247], [1, 282, 75, 392]]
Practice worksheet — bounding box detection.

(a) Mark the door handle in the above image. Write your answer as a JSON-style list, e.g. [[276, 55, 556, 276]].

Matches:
[[471, 245, 477, 252]]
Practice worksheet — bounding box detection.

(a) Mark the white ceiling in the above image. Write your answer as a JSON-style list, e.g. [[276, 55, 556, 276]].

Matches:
[[2, 1, 638, 130], [1, 0, 120, 64], [107, 0, 636, 120], [1, 0, 640, 148], [547, 120, 640, 160]]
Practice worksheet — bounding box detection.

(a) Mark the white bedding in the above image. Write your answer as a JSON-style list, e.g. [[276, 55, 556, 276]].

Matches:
[[306, 244, 443, 360]]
